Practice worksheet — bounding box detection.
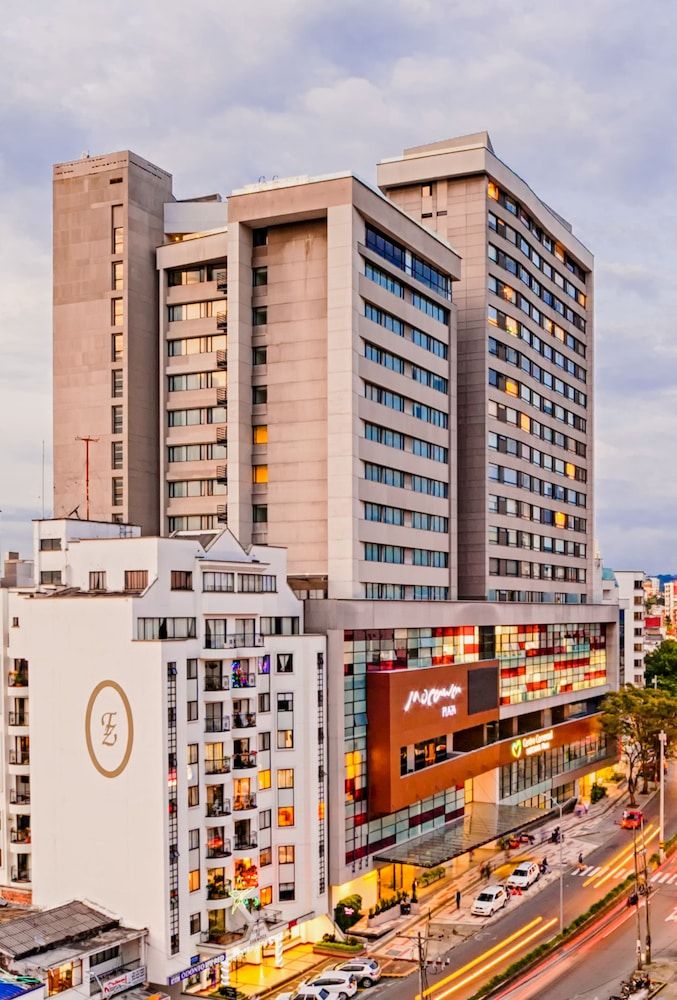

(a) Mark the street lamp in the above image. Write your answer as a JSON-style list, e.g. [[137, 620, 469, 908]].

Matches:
[[544, 792, 564, 935], [659, 730, 667, 863]]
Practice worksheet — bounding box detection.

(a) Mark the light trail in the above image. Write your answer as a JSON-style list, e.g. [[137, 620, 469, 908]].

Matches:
[[592, 824, 658, 889], [425, 917, 558, 999]]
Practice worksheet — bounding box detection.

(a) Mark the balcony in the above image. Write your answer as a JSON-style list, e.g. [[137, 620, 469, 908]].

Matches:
[[216, 350, 227, 370], [8, 672, 28, 688], [206, 840, 232, 859], [8, 713, 28, 727], [207, 882, 231, 900], [206, 798, 231, 818], [233, 752, 257, 770], [205, 675, 229, 692], [205, 757, 231, 775], [215, 270, 227, 293], [234, 834, 258, 851], [215, 466, 228, 485], [231, 671, 256, 689], [217, 506, 227, 524], [216, 426, 227, 444], [205, 635, 263, 651], [9, 790, 30, 805], [9, 750, 30, 765], [10, 868, 30, 884], [233, 712, 257, 730], [10, 828, 31, 845], [216, 387, 227, 405], [205, 718, 230, 733], [216, 312, 227, 330], [233, 794, 257, 811]]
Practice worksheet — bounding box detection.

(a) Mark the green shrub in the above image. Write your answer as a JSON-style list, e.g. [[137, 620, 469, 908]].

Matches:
[[590, 782, 607, 803], [419, 866, 446, 887], [334, 894, 362, 932]]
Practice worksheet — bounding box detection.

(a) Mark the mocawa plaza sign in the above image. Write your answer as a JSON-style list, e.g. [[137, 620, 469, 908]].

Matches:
[[404, 683, 463, 718]]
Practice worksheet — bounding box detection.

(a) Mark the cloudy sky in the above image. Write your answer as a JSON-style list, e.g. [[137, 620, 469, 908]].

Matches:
[[1, 0, 676, 570]]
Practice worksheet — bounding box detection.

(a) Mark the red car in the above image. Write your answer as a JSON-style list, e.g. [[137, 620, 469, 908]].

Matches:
[[620, 808, 644, 830]]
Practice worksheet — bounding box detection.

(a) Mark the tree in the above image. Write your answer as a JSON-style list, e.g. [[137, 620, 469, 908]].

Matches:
[[600, 687, 677, 803], [644, 640, 677, 692]]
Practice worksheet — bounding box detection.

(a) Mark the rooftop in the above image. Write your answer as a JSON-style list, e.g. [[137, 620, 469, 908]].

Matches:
[[0, 902, 121, 961]]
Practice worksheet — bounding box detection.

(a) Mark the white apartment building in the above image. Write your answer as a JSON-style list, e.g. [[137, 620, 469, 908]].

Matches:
[[1, 520, 328, 991], [663, 579, 677, 624], [614, 570, 646, 686]]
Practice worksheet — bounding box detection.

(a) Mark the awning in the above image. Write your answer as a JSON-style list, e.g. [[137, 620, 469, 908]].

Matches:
[[374, 801, 557, 869]]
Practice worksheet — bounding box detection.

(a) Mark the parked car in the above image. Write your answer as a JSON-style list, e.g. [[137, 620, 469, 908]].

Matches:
[[620, 808, 644, 830], [277, 988, 331, 1000], [333, 959, 381, 987], [507, 861, 540, 889], [303, 971, 358, 998], [471, 884, 508, 916]]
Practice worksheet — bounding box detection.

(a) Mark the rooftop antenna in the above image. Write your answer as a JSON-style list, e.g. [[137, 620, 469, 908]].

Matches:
[[76, 436, 99, 520]]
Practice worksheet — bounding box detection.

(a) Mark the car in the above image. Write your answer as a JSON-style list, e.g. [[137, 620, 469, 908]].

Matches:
[[277, 989, 331, 1000], [471, 884, 508, 916], [507, 862, 540, 889], [620, 808, 644, 830], [303, 972, 358, 998], [332, 959, 381, 987]]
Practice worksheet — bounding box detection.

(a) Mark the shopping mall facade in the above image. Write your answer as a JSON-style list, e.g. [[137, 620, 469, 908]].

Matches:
[[306, 600, 618, 907]]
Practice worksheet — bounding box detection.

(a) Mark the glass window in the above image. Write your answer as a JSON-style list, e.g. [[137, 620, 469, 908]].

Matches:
[[253, 385, 268, 404], [111, 333, 123, 362], [253, 425, 268, 445], [188, 869, 200, 892], [277, 730, 294, 749], [253, 267, 268, 286], [112, 298, 124, 326], [253, 346, 267, 365], [112, 262, 123, 290], [253, 504, 268, 523], [277, 768, 294, 788], [112, 477, 123, 507], [252, 465, 268, 484], [253, 307, 267, 326], [277, 806, 295, 827]]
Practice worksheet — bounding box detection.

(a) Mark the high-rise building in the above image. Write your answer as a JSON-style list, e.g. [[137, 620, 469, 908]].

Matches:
[[47, 137, 620, 936], [378, 132, 594, 604], [53, 151, 173, 532]]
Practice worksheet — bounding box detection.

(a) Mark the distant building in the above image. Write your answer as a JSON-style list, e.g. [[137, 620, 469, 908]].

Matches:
[[614, 571, 647, 686]]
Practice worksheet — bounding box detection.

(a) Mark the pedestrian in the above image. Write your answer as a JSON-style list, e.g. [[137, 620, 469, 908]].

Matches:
[[455, 889, 461, 910], [577, 851, 584, 871]]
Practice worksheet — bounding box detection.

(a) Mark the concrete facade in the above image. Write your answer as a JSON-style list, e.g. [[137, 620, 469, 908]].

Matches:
[[378, 132, 595, 604], [53, 151, 173, 533], [614, 569, 647, 685]]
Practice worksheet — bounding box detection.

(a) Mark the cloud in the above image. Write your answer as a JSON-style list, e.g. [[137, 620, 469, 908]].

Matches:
[[1, 0, 676, 568]]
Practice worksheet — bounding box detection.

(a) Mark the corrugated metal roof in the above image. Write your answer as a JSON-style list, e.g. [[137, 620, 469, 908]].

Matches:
[[0, 902, 116, 959]]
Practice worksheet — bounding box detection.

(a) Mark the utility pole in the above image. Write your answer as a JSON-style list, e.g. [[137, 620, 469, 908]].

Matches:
[[640, 817, 652, 965], [76, 436, 99, 520], [544, 793, 564, 934], [659, 730, 667, 863], [633, 825, 643, 970], [397, 913, 431, 1000]]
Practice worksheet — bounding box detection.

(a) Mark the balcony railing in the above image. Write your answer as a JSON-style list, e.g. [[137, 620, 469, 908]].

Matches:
[[7, 673, 28, 688], [216, 387, 227, 405], [216, 350, 227, 370], [234, 834, 258, 851], [10, 868, 30, 883], [216, 312, 227, 330], [231, 672, 257, 689], [9, 750, 30, 765], [216, 426, 227, 444], [10, 828, 31, 844], [205, 757, 231, 775], [233, 752, 257, 770], [207, 885, 229, 900], [9, 790, 30, 804], [205, 634, 262, 650], [205, 675, 229, 691], [207, 840, 232, 859], [233, 794, 257, 811], [205, 718, 230, 733], [8, 713, 28, 726], [206, 799, 231, 818], [215, 270, 227, 293], [217, 506, 227, 524], [215, 466, 228, 485], [233, 712, 257, 729]]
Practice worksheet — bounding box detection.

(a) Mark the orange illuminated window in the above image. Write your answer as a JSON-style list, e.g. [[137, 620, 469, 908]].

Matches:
[[258, 768, 271, 789], [506, 380, 518, 398], [566, 463, 575, 479], [488, 181, 499, 201], [505, 316, 518, 336], [260, 886, 273, 906], [318, 801, 325, 821], [277, 806, 295, 827], [188, 869, 200, 892], [519, 413, 530, 432], [555, 512, 566, 528], [253, 425, 268, 445], [252, 465, 268, 484]]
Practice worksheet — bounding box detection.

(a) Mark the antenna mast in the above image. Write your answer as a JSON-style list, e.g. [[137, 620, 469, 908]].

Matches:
[[76, 436, 99, 520]]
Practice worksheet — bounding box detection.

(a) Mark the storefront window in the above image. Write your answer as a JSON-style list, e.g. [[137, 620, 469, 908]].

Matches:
[[48, 961, 82, 996]]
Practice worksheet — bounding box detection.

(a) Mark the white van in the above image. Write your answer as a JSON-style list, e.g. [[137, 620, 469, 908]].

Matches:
[[471, 884, 508, 916]]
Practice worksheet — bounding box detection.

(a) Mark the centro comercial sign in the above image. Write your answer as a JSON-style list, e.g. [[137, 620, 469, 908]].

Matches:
[[511, 729, 554, 759], [404, 683, 463, 718]]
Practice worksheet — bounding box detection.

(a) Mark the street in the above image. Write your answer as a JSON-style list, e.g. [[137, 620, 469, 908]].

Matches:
[[370, 771, 676, 1000]]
